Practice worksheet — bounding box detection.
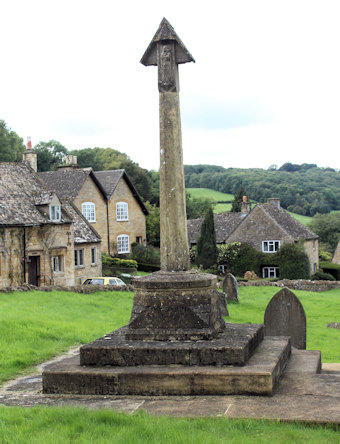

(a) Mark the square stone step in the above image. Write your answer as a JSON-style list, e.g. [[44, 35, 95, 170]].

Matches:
[[42, 337, 291, 396]]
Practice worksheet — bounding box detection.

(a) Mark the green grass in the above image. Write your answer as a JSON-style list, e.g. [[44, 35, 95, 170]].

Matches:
[[0, 290, 133, 384], [228, 286, 340, 362], [0, 407, 339, 444], [1, 288, 340, 442], [287, 211, 313, 225], [186, 187, 234, 202]]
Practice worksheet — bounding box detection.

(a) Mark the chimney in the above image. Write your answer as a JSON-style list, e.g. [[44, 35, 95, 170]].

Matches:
[[22, 136, 37, 172], [267, 198, 281, 209], [57, 155, 79, 170], [241, 196, 250, 214]]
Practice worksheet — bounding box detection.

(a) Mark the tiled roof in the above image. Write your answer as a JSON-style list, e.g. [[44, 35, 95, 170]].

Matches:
[[39, 169, 92, 200], [255, 204, 318, 240], [0, 162, 68, 226], [187, 212, 244, 245], [62, 201, 101, 244]]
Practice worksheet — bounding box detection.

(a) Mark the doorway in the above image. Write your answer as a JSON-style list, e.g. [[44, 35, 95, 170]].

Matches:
[[28, 256, 40, 286]]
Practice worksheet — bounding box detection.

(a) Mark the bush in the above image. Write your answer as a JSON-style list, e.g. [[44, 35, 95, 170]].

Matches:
[[319, 262, 340, 280], [275, 243, 310, 280], [128, 244, 160, 267], [196, 207, 218, 269], [218, 243, 264, 277], [244, 271, 258, 280], [311, 271, 336, 281], [102, 254, 137, 269]]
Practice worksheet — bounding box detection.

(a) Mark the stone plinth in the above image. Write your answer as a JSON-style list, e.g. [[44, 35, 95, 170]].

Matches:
[[43, 337, 291, 396], [80, 323, 264, 367], [127, 271, 225, 341]]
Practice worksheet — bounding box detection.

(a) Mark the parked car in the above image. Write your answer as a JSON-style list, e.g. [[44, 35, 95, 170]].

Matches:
[[82, 277, 125, 286]]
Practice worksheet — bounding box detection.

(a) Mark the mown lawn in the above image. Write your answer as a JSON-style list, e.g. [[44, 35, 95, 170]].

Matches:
[[0, 407, 339, 444], [0, 286, 339, 443]]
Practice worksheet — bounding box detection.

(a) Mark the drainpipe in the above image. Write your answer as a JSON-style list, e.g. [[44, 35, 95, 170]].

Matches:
[[106, 196, 110, 256], [23, 227, 26, 283]]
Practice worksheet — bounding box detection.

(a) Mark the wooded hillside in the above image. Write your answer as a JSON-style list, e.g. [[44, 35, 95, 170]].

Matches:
[[184, 163, 340, 216]]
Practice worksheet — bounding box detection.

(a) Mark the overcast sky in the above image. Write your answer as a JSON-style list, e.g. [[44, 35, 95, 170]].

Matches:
[[1, 0, 340, 171]]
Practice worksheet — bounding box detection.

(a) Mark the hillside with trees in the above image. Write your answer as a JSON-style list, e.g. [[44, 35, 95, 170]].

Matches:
[[184, 163, 340, 216]]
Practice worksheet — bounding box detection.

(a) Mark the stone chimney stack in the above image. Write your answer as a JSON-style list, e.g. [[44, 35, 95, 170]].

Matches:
[[267, 198, 281, 209], [241, 195, 251, 214], [22, 137, 37, 172], [57, 155, 79, 170]]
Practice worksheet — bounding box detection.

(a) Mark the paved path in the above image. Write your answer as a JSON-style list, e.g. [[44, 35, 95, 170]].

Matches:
[[1, 349, 340, 424]]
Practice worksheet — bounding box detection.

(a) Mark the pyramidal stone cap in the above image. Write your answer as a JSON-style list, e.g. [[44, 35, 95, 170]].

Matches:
[[140, 17, 195, 66]]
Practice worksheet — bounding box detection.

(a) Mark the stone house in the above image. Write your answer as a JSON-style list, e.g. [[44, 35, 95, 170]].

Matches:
[[332, 241, 340, 265], [187, 198, 319, 278], [39, 156, 148, 256], [0, 152, 102, 289]]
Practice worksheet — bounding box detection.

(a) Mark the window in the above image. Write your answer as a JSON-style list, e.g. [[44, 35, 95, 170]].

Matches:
[[91, 247, 96, 265], [52, 255, 63, 272], [262, 240, 280, 253], [50, 205, 61, 222], [136, 236, 142, 244], [82, 202, 96, 222], [74, 248, 84, 267], [116, 202, 128, 221], [262, 267, 279, 278], [117, 234, 129, 253]]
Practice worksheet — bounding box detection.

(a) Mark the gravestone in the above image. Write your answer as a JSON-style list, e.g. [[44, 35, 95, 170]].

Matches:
[[218, 291, 229, 316], [223, 273, 239, 303], [264, 287, 306, 349]]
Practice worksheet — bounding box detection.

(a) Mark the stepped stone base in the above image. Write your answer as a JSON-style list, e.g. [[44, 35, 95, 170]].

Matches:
[[80, 323, 264, 367], [43, 336, 291, 396]]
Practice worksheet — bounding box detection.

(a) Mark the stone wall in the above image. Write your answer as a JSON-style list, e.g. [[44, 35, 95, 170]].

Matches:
[[238, 279, 340, 292]]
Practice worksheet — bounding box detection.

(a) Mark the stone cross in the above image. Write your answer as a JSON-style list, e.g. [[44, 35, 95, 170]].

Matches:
[[141, 18, 195, 271]]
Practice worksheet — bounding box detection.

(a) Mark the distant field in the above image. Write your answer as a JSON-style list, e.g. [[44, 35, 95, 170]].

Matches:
[[187, 187, 313, 225]]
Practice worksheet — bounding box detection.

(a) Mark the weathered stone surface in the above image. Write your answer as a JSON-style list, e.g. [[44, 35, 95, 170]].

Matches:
[[264, 287, 306, 349], [223, 273, 239, 303], [127, 270, 225, 340], [327, 322, 340, 329], [218, 291, 228, 316], [43, 337, 289, 396], [80, 323, 263, 367]]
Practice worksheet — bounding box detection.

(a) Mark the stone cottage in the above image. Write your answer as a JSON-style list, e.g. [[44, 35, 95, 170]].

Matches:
[[0, 151, 102, 289], [39, 156, 148, 256], [187, 198, 319, 277]]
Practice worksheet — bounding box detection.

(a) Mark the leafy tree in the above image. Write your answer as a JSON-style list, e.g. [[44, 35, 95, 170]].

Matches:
[[308, 213, 340, 252], [0, 120, 25, 162], [196, 207, 218, 269], [230, 186, 246, 212], [186, 192, 215, 219], [34, 140, 68, 172], [276, 243, 310, 279], [217, 243, 264, 276], [145, 202, 160, 247], [70, 148, 105, 171]]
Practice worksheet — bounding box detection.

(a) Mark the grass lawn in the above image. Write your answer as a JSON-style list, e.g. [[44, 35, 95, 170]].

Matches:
[[0, 287, 339, 442], [0, 407, 339, 444]]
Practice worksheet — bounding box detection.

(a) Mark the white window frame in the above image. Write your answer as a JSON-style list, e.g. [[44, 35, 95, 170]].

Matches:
[[262, 240, 280, 253], [74, 248, 84, 267], [262, 267, 279, 278], [91, 247, 96, 265], [52, 255, 63, 273], [116, 202, 128, 221], [82, 202, 96, 222], [117, 234, 129, 254], [50, 205, 61, 222]]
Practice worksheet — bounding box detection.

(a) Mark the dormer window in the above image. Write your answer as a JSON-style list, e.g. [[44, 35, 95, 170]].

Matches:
[[50, 205, 61, 222], [82, 202, 96, 222], [116, 202, 128, 221]]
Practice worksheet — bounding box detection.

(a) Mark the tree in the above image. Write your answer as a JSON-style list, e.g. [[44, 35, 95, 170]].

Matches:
[[186, 192, 215, 219], [145, 202, 160, 247], [34, 140, 68, 171], [230, 185, 246, 212], [276, 243, 310, 279], [308, 213, 340, 252], [0, 120, 25, 162], [196, 207, 218, 269]]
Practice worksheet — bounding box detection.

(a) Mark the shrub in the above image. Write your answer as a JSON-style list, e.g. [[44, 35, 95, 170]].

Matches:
[[275, 243, 310, 280], [128, 244, 160, 266], [244, 271, 258, 280], [311, 271, 336, 281], [218, 243, 264, 277], [196, 207, 218, 269], [319, 262, 340, 280], [101, 254, 137, 269]]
